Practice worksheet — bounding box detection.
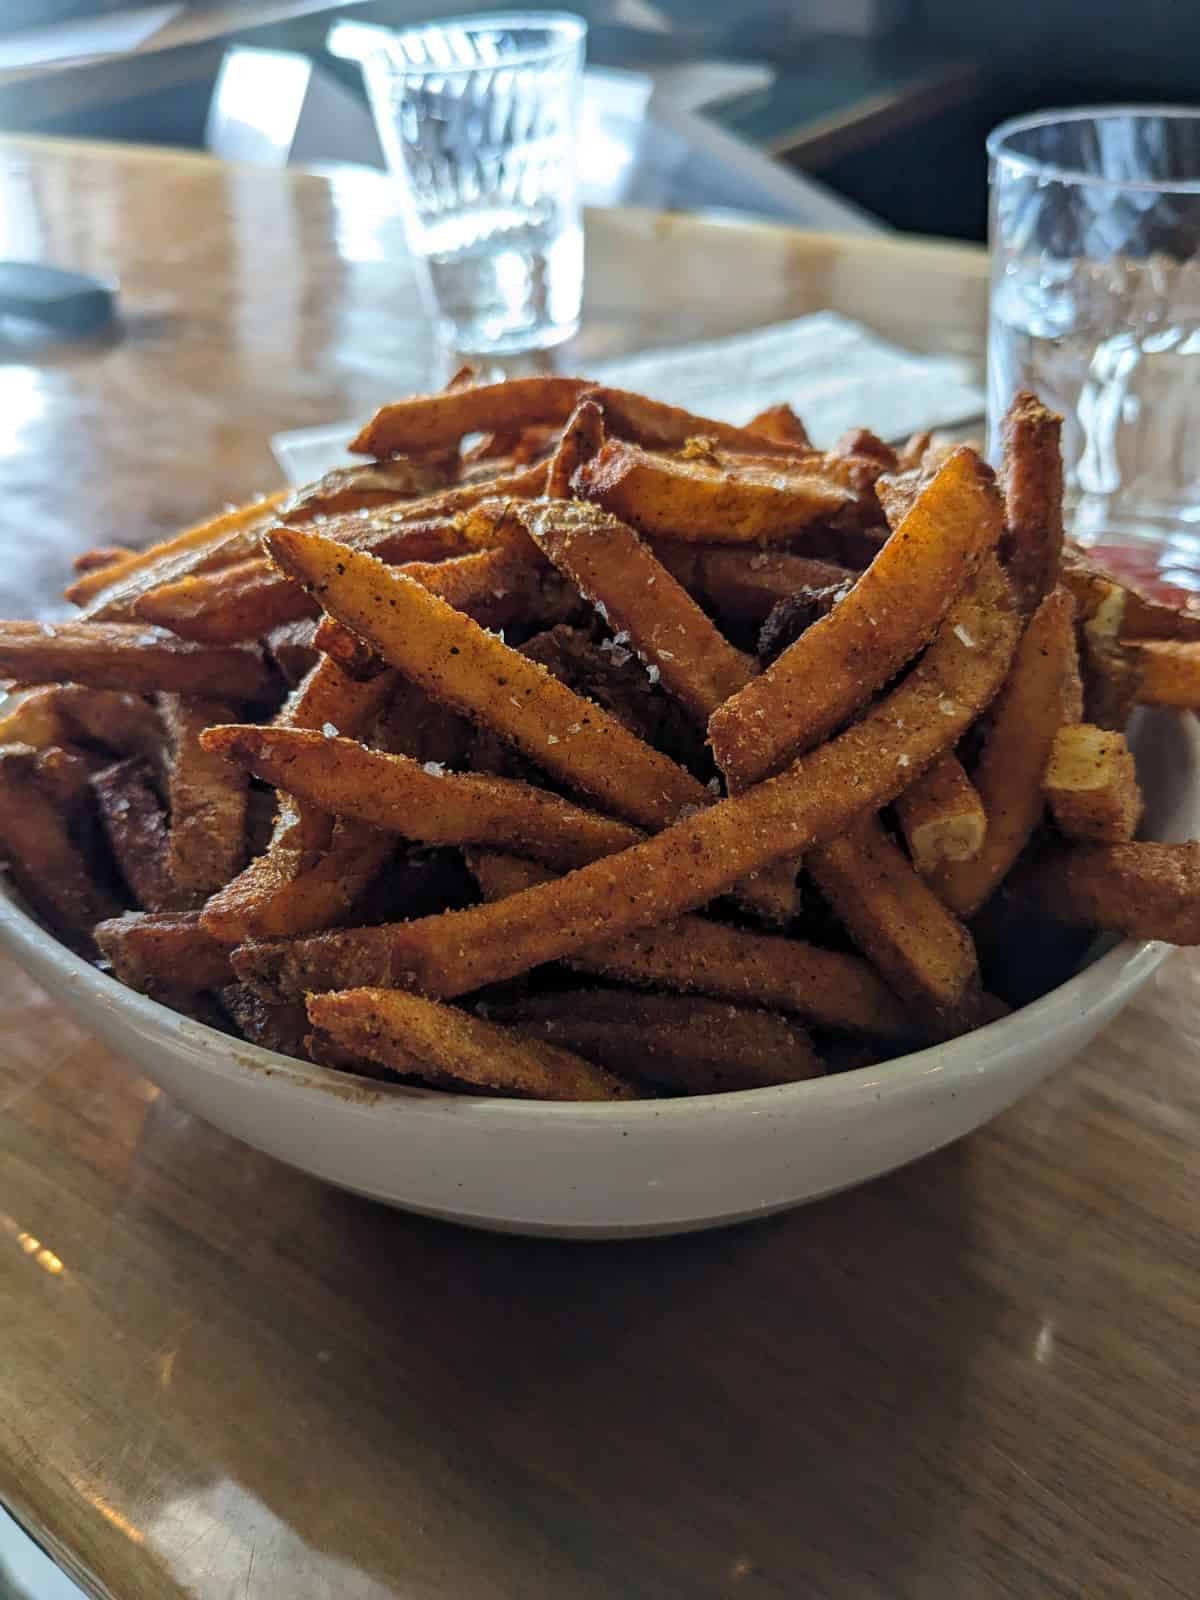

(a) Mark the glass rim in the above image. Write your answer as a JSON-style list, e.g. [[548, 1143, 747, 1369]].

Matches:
[[987, 104, 1200, 196], [367, 10, 586, 76]]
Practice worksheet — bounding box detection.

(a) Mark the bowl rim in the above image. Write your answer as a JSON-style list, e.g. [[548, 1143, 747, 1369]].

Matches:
[[0, 845, 1174, 1129]]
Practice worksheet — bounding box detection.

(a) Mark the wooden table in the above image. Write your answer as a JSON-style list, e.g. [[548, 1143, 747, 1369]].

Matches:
[[1, 136, 1197, 1600]]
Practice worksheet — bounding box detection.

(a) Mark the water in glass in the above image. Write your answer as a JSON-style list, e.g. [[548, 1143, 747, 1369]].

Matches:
[[366, 14, 586, 356]]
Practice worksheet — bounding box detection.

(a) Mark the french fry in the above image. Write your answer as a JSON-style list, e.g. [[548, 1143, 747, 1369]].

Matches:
[[1000, 392, 1064, 611], [1028, 841, 1200, 944], [709, 448, 1003, 789], [217, 984, 311, 1058], [159, 696, 249, 905], [467, 851, 914, 1039], [91, 758, 174, 911], [576, 438, 857, 543], [745, 403, 811, 450], [894, 754, 986, 872], [350, 378, 803, 460], [32, 744, 105, 815], [1044, 723, 1142, 843], [1059, 551, 1141, 727], [930, 588, 1077, 916], [69, 492, 285, 615], [135, 555, 317, 644], [56, 687, 165, 765], [278, 454, 458, 522], [0, 622, 280, 704], [306, 988, 641, 1101], [394, 543, 578, 634], [266, 525, 710, 832], [653, 545, 854, 624], [0, 745, 121, 948], [1127, 640, 1200, 708], [0, 684, 73, 748], [547, 397, 605, 499], [201, 725, 642, 871], [264, 618, 320, 685], [94, 910, 235, 994], [808, 813, 982, 1025], [519, 501, 756, 723], [73, 545, 136, 575], [1119, 588, 1200, 643], [235, 558, 1018, 1002], [499, 990, 823, 1093]]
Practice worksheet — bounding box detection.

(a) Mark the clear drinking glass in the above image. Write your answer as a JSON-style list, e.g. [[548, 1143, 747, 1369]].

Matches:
[[364, 11, 586, 357], [988, 107, 1200, 597]]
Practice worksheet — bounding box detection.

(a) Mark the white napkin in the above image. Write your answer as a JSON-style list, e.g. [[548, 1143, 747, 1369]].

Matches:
[[271, 310, 982, 486]]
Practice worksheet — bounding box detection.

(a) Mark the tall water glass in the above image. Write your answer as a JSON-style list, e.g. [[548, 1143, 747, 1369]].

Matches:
[[365, 12, 586, 357], [988, 107, 1200, 597]]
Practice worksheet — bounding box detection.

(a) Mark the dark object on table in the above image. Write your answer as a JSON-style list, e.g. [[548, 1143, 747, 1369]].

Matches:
[[0, 262, 117, 336]]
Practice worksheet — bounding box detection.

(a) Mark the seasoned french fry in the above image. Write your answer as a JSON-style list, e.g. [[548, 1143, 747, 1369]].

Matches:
[[136, 555, 317, 644], [307, 988, 641, 1101], [279, 454, 458, 522], [930, 588, 1077, 916], [709, 449, 1003, 788], [808, 814, 982, 1025], [894, 754, 986, 872], [350, 379, 802, 460], [1127, 640, 1200, 708], [218, 984, 311, 1058], [201, 725, 642, 871], [653, 545, 854, 624], [1044, 723, 1142, 843], [467, 851, 914, 1039], [576, 438, 857, 543], [1059, 552, 1141, 727], [0, 622, 280, 703], [235, 558, 1019, 1002], [56, 687, 165, 765], [91, 758, 174, 911], [745, 402, 811, 450], [1028, 841, 1200, 944], [69, 492, 285, 615], [94, 910, 235, 994], [73, 544, 136, 575], [499, 990, 823, 1093], [159, 696, 249, 905], [0, 745, 121, 948], [1000, 392, 1064, 610], [266, 525, 711, 832], [519, 501, 755, 723], [1119, 587, 1200, 643], [0, 684, 73, 748], [394, 543, 579, 634], [547, 397, 605, 499]]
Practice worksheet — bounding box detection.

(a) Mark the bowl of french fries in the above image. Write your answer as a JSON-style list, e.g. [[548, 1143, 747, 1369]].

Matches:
[[1, 376, 1198, 1237]]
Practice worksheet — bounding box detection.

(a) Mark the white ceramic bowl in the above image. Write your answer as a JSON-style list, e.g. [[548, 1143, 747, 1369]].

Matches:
[[1, 709, 1196, 1238]]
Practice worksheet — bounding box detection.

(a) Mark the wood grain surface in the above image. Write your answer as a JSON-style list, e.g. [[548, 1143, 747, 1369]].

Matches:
[[0, 136, 1196, 1600]]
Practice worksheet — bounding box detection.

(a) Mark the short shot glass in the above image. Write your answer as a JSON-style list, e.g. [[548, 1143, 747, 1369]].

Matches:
[[365, 11, 587, 357]]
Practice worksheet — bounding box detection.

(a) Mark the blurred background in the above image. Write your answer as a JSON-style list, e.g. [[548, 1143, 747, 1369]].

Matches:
[[0, 0, 1189, 241]]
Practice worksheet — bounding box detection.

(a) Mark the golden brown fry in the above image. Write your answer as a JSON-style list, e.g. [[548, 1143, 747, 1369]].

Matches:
[[547, 397, 606, 499], [654, 545, 854, 624], [1000, 391, 1065, 610], [580, 386, 803, 454], [894, 754, 986, 872], [467, 851, 913, 1039], [808, 814, 981, 1026], [500, 990, 823, 1093], [91, 758, 174, 911], [576, 438, 856, 543], [1059, 552, 1140, 727], [709, 448, 1003, 788], [236, 558, 1018, 1002], [95, 910, 235, 994], [0, 622, 280, 703], [930, 588, 1077, 916], [72, 544, 136, 575], [519, 500, 755, 723], [0, 684, 164, 763], [159, 696, 249, 906], [266, 525, 709, 832], [397, 543, 578, 633], [201, 725, 642, 871], [279, 454, 458, 523], [1028, 841, 1200, 944], [136, 555, 317, 644], [745, 402, 811, 450], [69, 493, 285, 615], [0, 684, 73, 748], [307, 988, 641, 1101], [0, 745, 121, 948], [1127, 640, 1200, 708], [1044, 723, 1143, 844]]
